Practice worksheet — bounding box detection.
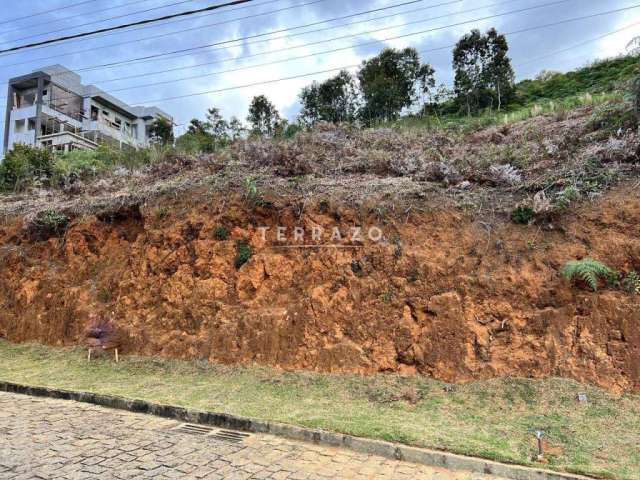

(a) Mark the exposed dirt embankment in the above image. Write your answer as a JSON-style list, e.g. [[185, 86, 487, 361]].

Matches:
[[1, 184, 639, 392]]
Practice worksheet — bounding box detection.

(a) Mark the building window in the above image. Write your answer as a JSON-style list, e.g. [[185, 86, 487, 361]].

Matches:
[[91, 106, 99, 121]]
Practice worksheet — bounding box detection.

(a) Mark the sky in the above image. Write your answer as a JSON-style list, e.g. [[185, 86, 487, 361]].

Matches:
[[0, 0, 638, 138]]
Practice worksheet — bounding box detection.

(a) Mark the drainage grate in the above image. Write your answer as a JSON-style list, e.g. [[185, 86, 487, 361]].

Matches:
[[171, 424, 251, 443], [209, 429, 251, 443], [173, 423, 215, 436]]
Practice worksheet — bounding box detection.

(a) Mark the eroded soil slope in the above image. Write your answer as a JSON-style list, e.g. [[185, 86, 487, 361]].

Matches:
[[1, 184, 639, 392]]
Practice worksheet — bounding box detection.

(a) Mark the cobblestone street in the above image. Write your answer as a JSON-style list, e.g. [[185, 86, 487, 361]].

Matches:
[[0, 392, 508, 479]]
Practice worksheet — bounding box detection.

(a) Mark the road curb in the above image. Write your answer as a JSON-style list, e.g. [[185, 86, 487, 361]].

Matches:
[[0, 381, 594, 480]]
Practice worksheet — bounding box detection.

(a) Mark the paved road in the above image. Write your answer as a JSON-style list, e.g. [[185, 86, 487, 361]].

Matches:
[[0, 392, 505, 479]]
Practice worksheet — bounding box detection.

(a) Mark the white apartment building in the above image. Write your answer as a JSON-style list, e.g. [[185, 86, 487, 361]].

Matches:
[[3, 65, 172, 154]]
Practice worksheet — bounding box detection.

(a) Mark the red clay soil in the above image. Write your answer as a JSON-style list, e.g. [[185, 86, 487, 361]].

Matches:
[[1, 185, 639, 392]]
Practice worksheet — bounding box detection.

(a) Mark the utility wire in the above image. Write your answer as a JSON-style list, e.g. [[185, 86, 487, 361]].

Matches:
[[132, 6, 640, 104], [0, 0, 429, 70], [0, 0, 206, 46], [0, 0, 165, 38], [0, 0, 287, 60], [21, 0, 627, 107], [31, 0, 582, 75], [0, 0, 100, 27], [0, 22, 634, 128], [55, 0, 471, 85], [66, 0, 566, 81], [0, 0, 322, 62], [0, 0, 254, 54], [514, 20, 640, 68]]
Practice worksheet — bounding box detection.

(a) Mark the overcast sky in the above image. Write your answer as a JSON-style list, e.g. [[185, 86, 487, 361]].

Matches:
[[0, 0, 638, 136]]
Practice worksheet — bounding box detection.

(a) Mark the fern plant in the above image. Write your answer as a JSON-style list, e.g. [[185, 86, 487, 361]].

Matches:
[[561, 258, 616, 291]]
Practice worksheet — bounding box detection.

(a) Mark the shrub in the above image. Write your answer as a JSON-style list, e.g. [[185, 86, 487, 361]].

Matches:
[[243, 176, 267, 207], [561, 258, 617, 291], [555, 186, 581, 210], [53, 150, 108, 184], [511, 206, 535, 224], [0, 145, 54, 191], [234, 240, 252, 269], [588, 101, 637, 133], [213, 225, 229, 241], [25, 209, 70, 241]]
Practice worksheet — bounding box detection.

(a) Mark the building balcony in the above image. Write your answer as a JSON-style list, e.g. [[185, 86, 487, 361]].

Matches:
[[87, 120, 143, 147], [11, 131, 36, 147], [10, 105, 37, 121]]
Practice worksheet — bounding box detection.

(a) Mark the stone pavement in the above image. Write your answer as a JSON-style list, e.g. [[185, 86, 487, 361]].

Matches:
[[0, 391, 506, 479]]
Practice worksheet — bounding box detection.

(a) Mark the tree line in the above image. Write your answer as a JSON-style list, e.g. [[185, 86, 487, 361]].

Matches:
[[152, 27, 515, 148]]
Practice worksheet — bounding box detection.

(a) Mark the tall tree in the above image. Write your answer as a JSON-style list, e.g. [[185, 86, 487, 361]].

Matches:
[[148, 117, 174, 146], [483, 28, 515, 111], [247, 95, 281, 137], [357, 47, 435, 124], [299, 70, 359, 125], [453, 28, 514, 115], [205, 107, 230, 148], [228, 116, 246, 141]]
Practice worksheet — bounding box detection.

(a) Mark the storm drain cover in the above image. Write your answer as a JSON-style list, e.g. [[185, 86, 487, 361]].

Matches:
[[173, 423, 215, 436], [209, 429, 251, 443], [172, 424, 251, 443]]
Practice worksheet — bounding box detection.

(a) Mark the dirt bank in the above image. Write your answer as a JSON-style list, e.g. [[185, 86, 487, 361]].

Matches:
[[1, 183, 639, 392]]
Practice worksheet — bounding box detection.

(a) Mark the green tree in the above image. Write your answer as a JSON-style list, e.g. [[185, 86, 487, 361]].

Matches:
[[186, 119, 209, 136], [247, 95, 281, 137], [148, 117, 174, 145], [183, 107, 235, 152], [228, 116, 246, 141], [357, 47, 435, 124], [453, 28, 514, 115], [483, 28, 515, 111], [299, 70, 359, 125], [205, 107, 230, 148]]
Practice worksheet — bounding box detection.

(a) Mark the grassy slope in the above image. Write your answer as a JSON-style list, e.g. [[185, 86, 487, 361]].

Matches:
[[1, 342, 639, 480], [397, 55, 639, 132]]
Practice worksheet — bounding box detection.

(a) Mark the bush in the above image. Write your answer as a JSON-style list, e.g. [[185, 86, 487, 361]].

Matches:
[[511, 206, 535, 224], [0, 145, 54, 191], [588, 101, 637, 133], [234, 240, 252, 269], [25, 209, 70, 241], [53, 150, 108, 183], [561, 258, 617, 291], [213, 225, 229, 241]]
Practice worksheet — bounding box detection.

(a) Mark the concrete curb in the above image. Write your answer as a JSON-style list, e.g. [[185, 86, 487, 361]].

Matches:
[[0, 381, 595, 480]]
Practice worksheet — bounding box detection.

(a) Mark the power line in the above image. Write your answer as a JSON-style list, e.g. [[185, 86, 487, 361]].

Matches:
[[25, 0, 629, 107], [38, 0, 582, 75], [62, 0, 471, 85], [0, 0, 163, 38], [0, 0, 208, 46], [0, 0, 431, 72], [0, 0, 100, 27], [73, 0, 574, 88], [131, 6, 640, 105], [0, 20, 635, 133], [0, 0, 322, 67], [514, 20, 640, 68], [0, 0, 254, 54]]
